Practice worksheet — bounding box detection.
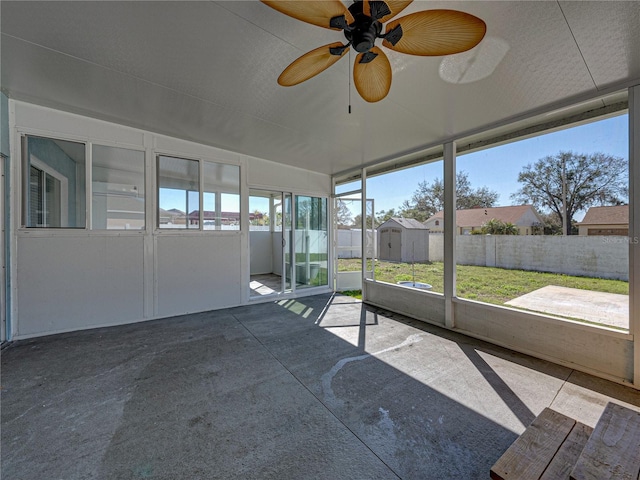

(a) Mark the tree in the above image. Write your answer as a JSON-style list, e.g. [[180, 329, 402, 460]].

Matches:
[[250, 209, 268, 226], [480, 218, 519, 235], [399, 171, 499, 221], [511, 151, 627, 235], [335, 200, 354, 228], [352, 213, 375, 229], [375, 208, 396, 225], [532, 212, 564, 235], [296, 197, 327, 230], [352, 208, 396, 228]]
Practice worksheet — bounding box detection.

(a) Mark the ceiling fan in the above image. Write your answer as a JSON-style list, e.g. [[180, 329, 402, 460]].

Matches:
[[261, 0, 486, 102]]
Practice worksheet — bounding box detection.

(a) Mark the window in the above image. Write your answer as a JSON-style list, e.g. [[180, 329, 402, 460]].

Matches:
[[92, 145, 145, 230], [456, 113, 629, 330], [249, 192, 273, 231], [203, 161, 240, 230], [23, 135, 86, 228], [157, 155, 240, 230], [158, 155, 199, 229]]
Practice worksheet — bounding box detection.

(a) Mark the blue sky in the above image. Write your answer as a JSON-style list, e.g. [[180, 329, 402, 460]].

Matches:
[[364, 113, 629, 221]]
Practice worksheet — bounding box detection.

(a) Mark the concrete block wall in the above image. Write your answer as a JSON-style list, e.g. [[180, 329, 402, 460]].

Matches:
[[428, 234, 628, 280]]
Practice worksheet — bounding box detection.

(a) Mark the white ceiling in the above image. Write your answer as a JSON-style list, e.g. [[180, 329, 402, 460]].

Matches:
[[2, 1, 639, 176]]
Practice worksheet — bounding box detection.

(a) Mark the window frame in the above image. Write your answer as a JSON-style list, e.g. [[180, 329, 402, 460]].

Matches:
[[91, 143, 147, 231], [21, 133, 87, 229], [155, 153, 241, 233]]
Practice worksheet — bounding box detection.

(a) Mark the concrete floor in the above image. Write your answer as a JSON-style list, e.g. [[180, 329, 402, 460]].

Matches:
[[506, 285, 629, 329], [2, 293, 640, 480], [250, 273, 283, 296]]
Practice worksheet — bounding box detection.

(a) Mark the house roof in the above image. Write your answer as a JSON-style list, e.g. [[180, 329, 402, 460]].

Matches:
[[382, 217, 429, 230], [578, 205, 629, 225], [426, 205, 539, 228], [188, 210, 250, 220]]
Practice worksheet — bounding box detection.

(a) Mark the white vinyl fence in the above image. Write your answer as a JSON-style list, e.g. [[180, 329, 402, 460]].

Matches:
[[337, 229, 377, 259]]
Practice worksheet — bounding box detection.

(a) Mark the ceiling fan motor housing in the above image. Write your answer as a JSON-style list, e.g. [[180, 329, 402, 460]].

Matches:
[[345, 1, 384, 53]]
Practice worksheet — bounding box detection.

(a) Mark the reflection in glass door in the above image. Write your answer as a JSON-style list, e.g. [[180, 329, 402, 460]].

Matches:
[[295, 196, 328, 288], [1, 154, 5, 341], [283, 193, 293, 292], [248, 190, 292, 297]]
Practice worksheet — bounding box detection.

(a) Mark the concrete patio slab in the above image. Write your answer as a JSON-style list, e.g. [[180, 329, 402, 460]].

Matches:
[[505, 285, 629, 329], [2, 293, 639, 479]]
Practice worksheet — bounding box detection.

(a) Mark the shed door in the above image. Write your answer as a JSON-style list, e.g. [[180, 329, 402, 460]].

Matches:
[[380, 228, 401, 261], [379, 229, 391, 260], [389, 229, 402, 261]]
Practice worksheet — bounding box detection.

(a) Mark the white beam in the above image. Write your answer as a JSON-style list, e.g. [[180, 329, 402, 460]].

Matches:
[[444, 142, 456, 328], [361, 167, 368, 297], [630, 85, 640, 386]]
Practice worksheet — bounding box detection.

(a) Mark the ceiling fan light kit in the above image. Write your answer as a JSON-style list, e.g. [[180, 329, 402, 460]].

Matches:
[[261, 0, 486, 103]]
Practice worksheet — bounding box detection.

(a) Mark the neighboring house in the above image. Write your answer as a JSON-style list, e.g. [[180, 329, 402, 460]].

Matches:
[[188, 210, 257, 226], [577, 205, 629, 236], [424, 205, 543, 235], [159, 208, 185, 225], [378, 217, 429, 262]]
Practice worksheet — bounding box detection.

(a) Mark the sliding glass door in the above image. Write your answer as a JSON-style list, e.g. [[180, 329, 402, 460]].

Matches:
[[248, 192, 328, 296], [248, 190, 293, 297], [294, 196, 328, 288]]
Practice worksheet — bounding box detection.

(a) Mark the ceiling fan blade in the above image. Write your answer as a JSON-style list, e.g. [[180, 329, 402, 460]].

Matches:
[[377, 1, 413, 23], [278, 42, 349, 86], [353, 47, 392, 103], [382, 9, 486, 56], [363, 1, 411, 22], [261, 1, 353, 30]]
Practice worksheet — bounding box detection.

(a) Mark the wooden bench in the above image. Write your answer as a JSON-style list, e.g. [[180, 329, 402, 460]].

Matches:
[[490, 403, 640, 480]]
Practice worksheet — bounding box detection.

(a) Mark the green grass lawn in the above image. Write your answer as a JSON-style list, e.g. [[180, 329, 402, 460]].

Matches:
[[337, 258, 628, 306]]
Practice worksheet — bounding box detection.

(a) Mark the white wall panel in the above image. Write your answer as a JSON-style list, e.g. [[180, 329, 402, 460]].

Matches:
[[453, 299, 633, 383], [16, 234, 145, 337], [154, 134, 241, 165], [337, 272, 362, 291], [156, 234, 242, 316], [245, 155, 330, 195], [13, 102, 144, 147], [272, 232, 283, 276], [250, 231, 272, 275], [363, 280, 446, 327]]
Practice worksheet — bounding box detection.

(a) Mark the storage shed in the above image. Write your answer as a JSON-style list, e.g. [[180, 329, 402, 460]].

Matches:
[[378, 218, 429, 263]]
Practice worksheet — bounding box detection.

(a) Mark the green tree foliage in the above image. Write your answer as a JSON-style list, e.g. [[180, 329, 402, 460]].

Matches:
[[352, 208, 396, 228], [511, 151, 627, 235], [249, 209, 269, 226], [399, 171, 499, 221], [532, 212, 566, 235], [480, 218, 519, 235], [375, 208, 396, 225]]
